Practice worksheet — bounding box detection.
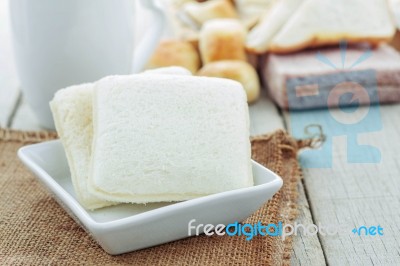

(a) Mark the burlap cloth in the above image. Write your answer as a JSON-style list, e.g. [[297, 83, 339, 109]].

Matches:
[[0, 128, 309, 265]]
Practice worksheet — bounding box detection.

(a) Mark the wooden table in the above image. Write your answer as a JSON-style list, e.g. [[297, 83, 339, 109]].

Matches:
[[1, 2, 400, 265]]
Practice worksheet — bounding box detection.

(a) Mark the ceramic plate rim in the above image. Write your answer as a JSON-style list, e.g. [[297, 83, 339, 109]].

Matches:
[[18, 140, 283, 231]]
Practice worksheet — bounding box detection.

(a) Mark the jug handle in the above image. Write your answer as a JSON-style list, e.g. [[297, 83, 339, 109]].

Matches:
[[132, 0, 165, 73]]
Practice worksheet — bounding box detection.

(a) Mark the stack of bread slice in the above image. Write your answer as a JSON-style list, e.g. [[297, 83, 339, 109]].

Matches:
[[246, 0, 395, 53], [50, 67, 253, 210]]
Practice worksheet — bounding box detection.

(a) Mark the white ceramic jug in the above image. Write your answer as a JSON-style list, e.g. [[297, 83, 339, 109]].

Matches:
[[10, 0, 165, 129]]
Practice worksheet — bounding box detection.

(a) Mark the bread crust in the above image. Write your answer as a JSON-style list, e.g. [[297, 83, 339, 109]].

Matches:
[[247, 34, 394, 54], [268, 35, 394, 54], [247, 0, 396, 54]]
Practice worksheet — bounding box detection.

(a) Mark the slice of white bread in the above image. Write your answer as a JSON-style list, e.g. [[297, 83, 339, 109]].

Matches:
[[50, 67, 191, 210], [269, 0, 395, 53], [143, 66, 192, 76], [88, 74, 253, 203], [50, 84, 112, 210], [246, 0, 304, 53], [389, 0, 400, 29]]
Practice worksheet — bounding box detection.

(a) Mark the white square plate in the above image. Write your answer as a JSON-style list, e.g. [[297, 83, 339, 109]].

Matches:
[[18, 140, 283, 255]]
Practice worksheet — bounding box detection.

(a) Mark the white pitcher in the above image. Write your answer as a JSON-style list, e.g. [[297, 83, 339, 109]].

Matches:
[[10, 0, 165, 129]]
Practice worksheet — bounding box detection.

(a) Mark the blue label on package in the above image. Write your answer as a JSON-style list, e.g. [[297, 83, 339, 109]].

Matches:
[[287, 69, 382, 168]]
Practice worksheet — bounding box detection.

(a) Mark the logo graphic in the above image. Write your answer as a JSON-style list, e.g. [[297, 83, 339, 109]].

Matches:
[[352, 225, 383, 236], [188, 220, 383, 240], [287, 41, 382, 168], [188, 219, 338, 241]]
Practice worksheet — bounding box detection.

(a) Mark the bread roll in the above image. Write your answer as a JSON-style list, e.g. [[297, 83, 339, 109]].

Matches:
[[89, 75, 253, 203], [199, 19, 247, 64], [182, 0, 238, 26], [197, 60, 260, 103], [146, 39, 200, 74]]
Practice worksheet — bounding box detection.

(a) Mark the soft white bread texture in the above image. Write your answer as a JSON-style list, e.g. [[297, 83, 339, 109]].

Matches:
[[247, 0, 395, 54], [200, 19, 247, 64], [270, 0, 395, 53], [197, 60, 260, 103], [89, 74, 253, 203], [50, 84, 113, 210], [143, 66, 192, 76], [389, 0, 400, 29], [390, 0, 400, 54], [50, 67, 191, 210], [246, 0, 303, 53]]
